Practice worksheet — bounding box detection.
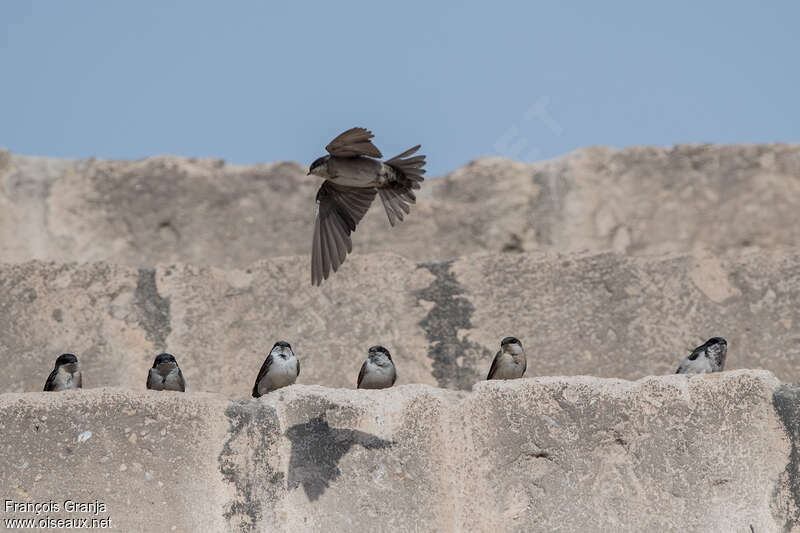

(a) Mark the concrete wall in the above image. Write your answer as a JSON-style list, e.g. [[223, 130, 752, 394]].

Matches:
[[2, 144, 800, 267], [1, 372, 796, 532], [2, 251, 800, 396], [2, 145, 800, 532]]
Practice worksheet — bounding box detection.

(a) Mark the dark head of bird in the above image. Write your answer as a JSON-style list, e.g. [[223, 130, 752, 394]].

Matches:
[[368, 345, 392, 361], [271, 341, 294, 358], [153, 353, 178, 368], [55, 353, 78, 366], [54, 353, 79, 372], [500, 337, 523, 356], [501, 337, 522, 348], [308, 155, 330, 176], [703, 337, 728, 365]]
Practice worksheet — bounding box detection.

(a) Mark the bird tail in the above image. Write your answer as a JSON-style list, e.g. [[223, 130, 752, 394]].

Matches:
[[380, 145, 426, 226], [385, 145, 426, 183]]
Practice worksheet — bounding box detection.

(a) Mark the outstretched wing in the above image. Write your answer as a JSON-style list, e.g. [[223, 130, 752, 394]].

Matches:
[[378, 184, 417, 227], [486, 350, 503, 380], [252, 354, 273, 398], [357, 360, 368, 389], [326, 127, 383, 158], [311, 181, 377, 286]]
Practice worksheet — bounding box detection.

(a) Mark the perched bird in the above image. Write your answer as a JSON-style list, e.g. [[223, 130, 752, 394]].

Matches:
[[307, 127, 426, 285], [146, 353, 186, 392], [486, 337, 527, 380], [357, 345, 397, 389], [675, 337, 728, 374], [252, 341, 300, 398], [43, 353, 82, 392]]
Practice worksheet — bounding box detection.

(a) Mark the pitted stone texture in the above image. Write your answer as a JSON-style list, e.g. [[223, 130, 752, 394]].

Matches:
[[4, 250, 800, 395], [2, 144, 800, 266], [0, 262, 151, 392], [0, 388, 230, 532], [268, 386, 452, 532], [0, 258, 435, 396], [457, 373, 787, 532], [456, 248, 800, 382], [0, 373, 793, 532]]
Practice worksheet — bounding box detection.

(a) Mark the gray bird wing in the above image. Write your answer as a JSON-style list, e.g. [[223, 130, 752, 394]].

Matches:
[[311, 181, 377, 286], [687, 346, 702, 361], [146, 368, 156, 390], [177, 368, 186, 392], [357, 360, 368, 389], [43, 368, 58, 391], [486, 350, 503, 380], [296, 356, 300, 377], [252, 354, 274, 398], [378, 184, 416, 227], [379, 145, 426, 226], [676, 346, 703, 373], [75, 372, 82, 389], [391, 365, 397, 386], [325, 127, 383, 158]]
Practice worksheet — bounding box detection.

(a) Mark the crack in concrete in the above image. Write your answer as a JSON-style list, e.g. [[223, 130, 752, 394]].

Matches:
[[133, 268, 171, 351], [416, 260, 490, 389]]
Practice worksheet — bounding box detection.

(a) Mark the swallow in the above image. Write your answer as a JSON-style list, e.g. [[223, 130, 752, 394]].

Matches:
[[307, 127, 426, 285], [43, 353, 82, 392], [252, 341, 299, 397], [675, 337, 728, 374], [357, 345, 397, 389], [146, 353, 186, 391], [486, 337, 527, 380]]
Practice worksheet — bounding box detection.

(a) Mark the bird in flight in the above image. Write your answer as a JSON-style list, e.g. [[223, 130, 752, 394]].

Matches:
[[307, 127, 426, 285]]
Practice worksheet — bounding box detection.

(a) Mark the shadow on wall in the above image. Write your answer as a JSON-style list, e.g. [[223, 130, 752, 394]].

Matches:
[[286, 415, 393, 501]]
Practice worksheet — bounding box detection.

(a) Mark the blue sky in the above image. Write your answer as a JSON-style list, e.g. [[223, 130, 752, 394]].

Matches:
[[1, 1, 798, 175]]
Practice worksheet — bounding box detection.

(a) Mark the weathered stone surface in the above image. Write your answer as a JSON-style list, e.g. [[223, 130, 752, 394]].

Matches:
[[0, 372, 794, 532], [2, 144, 799, 267], [773, 383, 800, 530], [0, 389, 230, 532], [3, 250, 800, 396], [2, 143, 800, 532]]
